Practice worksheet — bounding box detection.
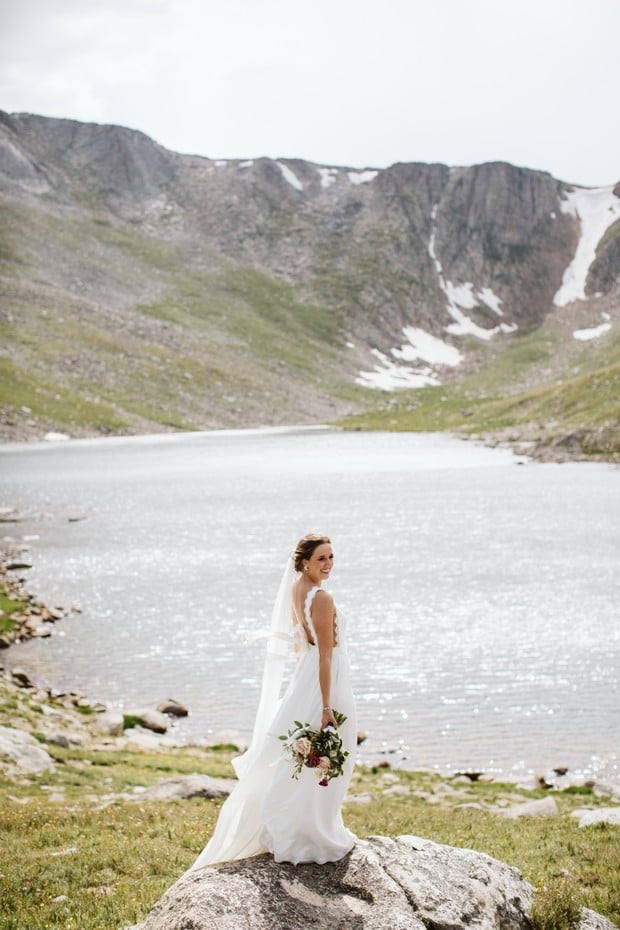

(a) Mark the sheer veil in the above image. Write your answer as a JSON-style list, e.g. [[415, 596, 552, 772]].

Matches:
[[233, 556, 297, 778]]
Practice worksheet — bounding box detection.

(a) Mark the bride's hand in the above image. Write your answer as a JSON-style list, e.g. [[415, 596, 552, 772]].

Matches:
[[321, 707, 338, 730]]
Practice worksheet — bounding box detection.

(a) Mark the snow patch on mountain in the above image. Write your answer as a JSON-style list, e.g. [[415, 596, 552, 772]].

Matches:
[[348, 170, 378, 186], [573, 312, 612, 341], [392, 327, 463, 367], [277, 161, 303, 192], [318, 167, 338, 188], [477, 287, 504, 315], [428, 206, 517, 341], [553, 185, 620, 307], [356, 349, 440, 390], [356, 327, 462, 390]]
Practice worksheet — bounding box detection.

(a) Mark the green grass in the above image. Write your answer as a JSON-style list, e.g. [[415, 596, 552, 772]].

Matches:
[[1, 658, 618, 930], [0, 583, 27, 635], [1, 205, 360, 437], [339, 317, 620, 458], [1, 748, 618, 929], [0, 354, 128, 433]]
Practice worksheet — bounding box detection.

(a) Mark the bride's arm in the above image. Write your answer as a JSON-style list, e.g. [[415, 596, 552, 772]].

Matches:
[[312, 590, 338, 729]]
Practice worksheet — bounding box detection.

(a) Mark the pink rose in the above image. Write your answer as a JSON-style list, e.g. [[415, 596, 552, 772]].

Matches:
[[294, 737, 312, 758], [317, 756, 331, 772]]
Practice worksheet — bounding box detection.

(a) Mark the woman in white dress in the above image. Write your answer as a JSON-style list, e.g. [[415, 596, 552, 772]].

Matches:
[[190, 533, 357, 868]]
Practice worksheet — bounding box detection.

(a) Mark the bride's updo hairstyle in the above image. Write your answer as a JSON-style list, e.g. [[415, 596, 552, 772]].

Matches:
[[292, 533, 331, 573]]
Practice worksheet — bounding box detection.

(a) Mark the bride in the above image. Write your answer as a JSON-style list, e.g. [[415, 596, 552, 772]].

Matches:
[[190, 533, 357, 868]]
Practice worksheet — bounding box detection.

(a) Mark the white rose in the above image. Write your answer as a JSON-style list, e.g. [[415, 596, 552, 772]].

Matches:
[[294, 737, 312, 758]]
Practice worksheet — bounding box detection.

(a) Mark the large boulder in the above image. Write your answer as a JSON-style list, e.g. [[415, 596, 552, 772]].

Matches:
[[0, 725, 55, 774], [136, 834, 616, 930]]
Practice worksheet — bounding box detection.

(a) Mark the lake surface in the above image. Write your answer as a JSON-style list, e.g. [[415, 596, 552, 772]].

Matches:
[[1, 428, 618, 787]]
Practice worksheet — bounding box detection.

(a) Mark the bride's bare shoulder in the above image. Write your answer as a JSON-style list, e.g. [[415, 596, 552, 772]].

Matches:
[[312, 588, 334, 613]]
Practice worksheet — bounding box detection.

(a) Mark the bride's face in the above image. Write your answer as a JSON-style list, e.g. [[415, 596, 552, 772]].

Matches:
[[305, 543, 334, 583]]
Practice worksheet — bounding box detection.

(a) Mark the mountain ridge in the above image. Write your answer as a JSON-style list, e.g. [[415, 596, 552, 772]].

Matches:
[[0, 111, 618, 452]]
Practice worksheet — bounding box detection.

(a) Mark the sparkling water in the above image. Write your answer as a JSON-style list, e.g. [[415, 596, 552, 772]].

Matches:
[[1, 428, 618, 786]]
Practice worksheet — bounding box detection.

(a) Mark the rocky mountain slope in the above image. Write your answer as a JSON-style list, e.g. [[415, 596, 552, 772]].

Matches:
[[0, 111, 618, 443]]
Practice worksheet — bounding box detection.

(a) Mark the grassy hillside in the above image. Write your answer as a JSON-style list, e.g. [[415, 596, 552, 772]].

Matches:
[[340, 299, 620, 461], [0, 202, 373, 439]]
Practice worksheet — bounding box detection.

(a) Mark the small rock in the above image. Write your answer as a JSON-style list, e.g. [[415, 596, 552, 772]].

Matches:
[[50, 846, 78, 857], [5, 560, 33, 571], [493, 796, 559, 819], [344, 792, 375, 804], [535, 773, 553, 789], [127, 710, 169, 734], [0, 726, 55, 774], [379, 772, 400, 785], [157, 699, 189, 718], [572, 807, 620, 828], [593, 782, 620, 800], [382, 785, 410, 797], [11, 668, 34, 688], [95, 711, 125, 737], [139, 775, 234, 801], [32, 626, 52, 638], [47, 733, 71, 748], [123, 728, 169, 751]]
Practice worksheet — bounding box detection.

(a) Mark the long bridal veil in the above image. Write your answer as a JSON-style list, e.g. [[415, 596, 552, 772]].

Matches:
[[233, 556, 296, 778]]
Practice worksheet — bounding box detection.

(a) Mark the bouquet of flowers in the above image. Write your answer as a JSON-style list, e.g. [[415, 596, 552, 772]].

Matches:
[[279, 711, 348, 787]]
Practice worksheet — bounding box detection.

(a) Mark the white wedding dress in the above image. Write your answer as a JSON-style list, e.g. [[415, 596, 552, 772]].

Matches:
[[191, 584, 357, 868]]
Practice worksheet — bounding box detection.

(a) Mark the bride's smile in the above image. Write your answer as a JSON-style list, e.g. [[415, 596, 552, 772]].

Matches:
[[302, 543, 334, 584]]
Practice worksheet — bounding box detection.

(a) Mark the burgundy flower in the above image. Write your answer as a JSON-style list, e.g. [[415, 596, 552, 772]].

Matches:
[[318, 778, 329, 787]]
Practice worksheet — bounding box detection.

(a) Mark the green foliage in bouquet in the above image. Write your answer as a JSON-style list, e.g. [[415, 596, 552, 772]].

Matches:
[[279, 710, 349, 786]]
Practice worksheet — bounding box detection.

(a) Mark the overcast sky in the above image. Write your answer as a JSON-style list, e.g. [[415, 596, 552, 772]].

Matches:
[[1, 0, 618, 187]]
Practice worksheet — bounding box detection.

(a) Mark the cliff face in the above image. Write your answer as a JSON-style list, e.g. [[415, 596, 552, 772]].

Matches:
[[0, 111, 618, 436]]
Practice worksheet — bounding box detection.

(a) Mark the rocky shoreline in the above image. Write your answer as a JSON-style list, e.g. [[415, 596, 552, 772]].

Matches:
[[0, 524, 196, 752]]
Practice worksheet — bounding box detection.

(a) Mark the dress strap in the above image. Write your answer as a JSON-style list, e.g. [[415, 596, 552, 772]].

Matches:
[[303, 586, 320, 641]]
